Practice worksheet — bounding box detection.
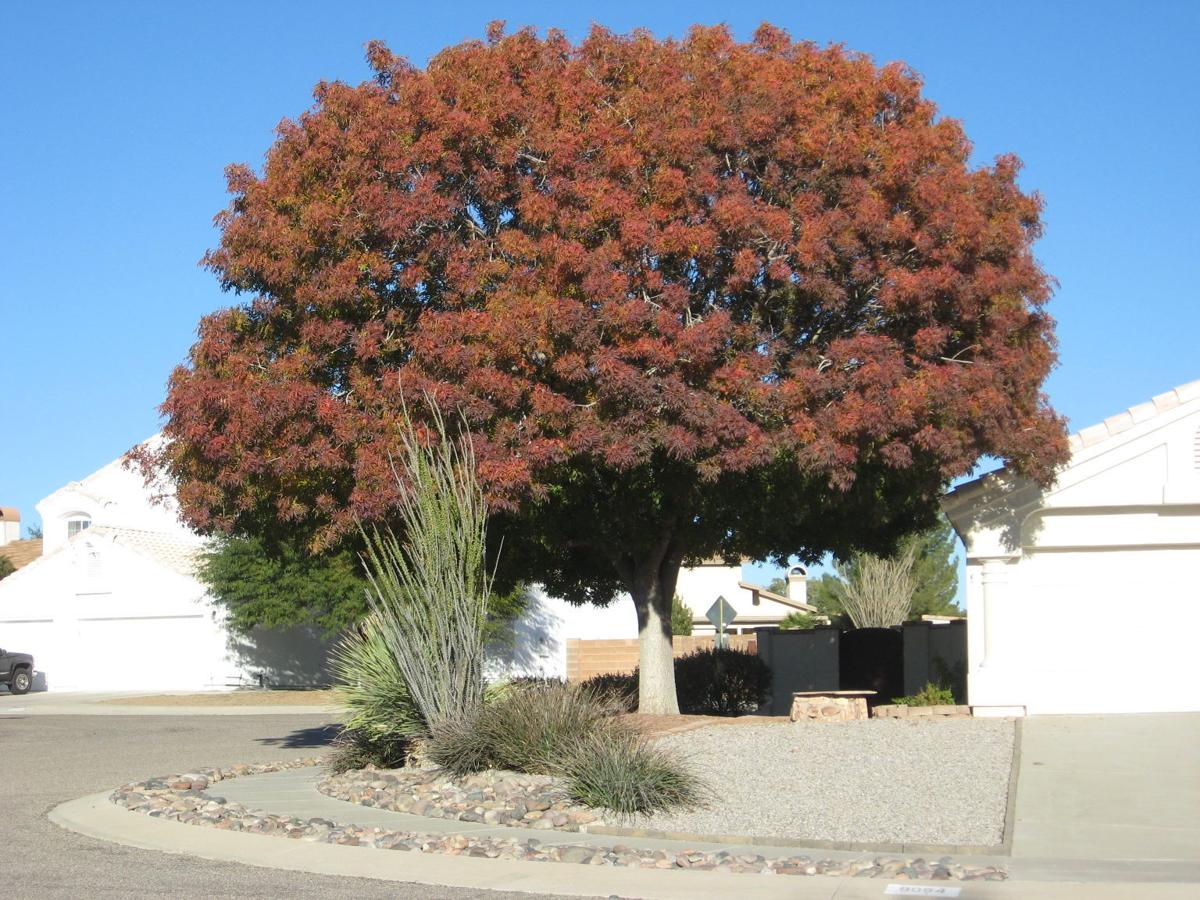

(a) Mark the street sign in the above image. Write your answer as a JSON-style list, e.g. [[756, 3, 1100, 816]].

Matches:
[[705, 595, 737, 630]]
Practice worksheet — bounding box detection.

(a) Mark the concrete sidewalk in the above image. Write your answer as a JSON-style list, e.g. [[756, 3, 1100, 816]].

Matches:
[[1012, 714, 1200, 861], [0, 690, 339, 716]]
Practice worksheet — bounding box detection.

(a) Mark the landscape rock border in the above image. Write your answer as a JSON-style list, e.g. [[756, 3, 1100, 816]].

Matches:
[[109, 759, 1008, 880], [319, 766, 606, 831]]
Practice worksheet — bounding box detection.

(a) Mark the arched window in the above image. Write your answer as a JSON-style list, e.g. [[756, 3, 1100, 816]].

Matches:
[[66, 514, 91, 539]]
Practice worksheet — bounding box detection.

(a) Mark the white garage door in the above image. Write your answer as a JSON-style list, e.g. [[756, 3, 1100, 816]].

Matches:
[[1004, 548, 1200, 713]]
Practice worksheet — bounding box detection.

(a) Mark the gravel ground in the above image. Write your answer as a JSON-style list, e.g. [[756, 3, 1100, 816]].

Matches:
[[635, 717, 1015, 846]]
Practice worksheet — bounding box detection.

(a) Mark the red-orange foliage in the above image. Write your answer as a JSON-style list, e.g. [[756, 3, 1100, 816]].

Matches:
[[145, 24, 1067, 712]]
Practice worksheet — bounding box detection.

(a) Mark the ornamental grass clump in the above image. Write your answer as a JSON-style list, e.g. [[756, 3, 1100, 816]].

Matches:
[[427, 680, 709, 815], [427, 680, 613, 776], [563, 728, 710, 816]]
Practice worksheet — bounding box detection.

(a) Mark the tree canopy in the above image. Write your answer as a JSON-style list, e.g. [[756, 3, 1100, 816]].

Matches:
[[139, 23, 1067, 712]]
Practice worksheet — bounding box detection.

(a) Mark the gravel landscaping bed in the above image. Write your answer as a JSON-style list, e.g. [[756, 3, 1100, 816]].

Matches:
[[633, 717, 1015, 846], [109, 760, 1007, 881]]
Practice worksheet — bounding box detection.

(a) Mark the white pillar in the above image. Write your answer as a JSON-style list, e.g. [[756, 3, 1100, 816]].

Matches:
[[977, 556, 1015, 668]]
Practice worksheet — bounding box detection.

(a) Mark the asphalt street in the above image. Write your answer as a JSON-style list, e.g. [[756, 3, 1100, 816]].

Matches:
[[0, 710, 600, 899]]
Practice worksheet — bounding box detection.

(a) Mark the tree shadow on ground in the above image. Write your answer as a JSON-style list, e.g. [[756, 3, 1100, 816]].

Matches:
[[256, 723, 341, 749]]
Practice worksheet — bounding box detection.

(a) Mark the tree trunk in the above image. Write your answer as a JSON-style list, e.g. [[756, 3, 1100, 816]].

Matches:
[[630, 554, 683, 715]]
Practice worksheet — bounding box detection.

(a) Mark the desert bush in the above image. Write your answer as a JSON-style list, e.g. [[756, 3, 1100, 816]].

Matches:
[[891, 682, 957, 707], [563, 728, 710, 815], [360, 404, 491, 731], [839, 544, 918, 628], [674, 647, 772, 716], [329, 613, 425, 764]]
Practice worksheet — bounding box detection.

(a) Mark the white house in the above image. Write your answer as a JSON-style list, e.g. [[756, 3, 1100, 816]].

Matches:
[[942, 379, 1200, 715], [0, 440, 331, 692]]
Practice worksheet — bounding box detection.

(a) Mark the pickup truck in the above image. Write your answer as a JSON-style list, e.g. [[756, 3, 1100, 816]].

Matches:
[[0, 647, 34, 694]]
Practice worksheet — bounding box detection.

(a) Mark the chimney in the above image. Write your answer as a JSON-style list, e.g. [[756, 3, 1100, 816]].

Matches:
[[0, 507, 20, 547], [786, 565, 807, 605]]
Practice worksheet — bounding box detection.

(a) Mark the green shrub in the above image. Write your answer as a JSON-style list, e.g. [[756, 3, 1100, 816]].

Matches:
[[563, 728, 710, 815], [674, 647, 772, 716], [891, 682, 957, 707]]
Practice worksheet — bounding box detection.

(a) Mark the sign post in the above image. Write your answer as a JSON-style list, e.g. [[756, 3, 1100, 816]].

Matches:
[[705, 595, 737, 649]]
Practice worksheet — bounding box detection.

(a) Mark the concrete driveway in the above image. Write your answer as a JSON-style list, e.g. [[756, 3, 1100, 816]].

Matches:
[[1012, 713, 1200, 860], [0, 709, 590, 899]]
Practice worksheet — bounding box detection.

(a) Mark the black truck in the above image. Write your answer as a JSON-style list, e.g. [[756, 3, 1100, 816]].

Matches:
[[0, 648, 34, 694]]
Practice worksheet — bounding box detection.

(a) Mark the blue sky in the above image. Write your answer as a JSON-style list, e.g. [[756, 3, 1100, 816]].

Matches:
[[2, 1, 1197, 588]]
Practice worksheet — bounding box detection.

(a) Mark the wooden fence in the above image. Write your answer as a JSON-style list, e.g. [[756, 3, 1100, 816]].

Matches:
[[565, 634, 758, 682]]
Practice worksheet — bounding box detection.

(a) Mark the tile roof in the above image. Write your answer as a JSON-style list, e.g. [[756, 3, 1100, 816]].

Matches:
[[0, 539, 43, 571], [87, 527, 205, 577], [1069, 378, 1200, 451]]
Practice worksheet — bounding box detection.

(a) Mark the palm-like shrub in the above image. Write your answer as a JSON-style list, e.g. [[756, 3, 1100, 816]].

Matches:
[[329, 613, 425, 767]]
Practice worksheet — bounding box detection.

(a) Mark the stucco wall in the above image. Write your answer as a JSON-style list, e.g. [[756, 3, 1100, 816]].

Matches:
[[946, 384, 1200, 715]]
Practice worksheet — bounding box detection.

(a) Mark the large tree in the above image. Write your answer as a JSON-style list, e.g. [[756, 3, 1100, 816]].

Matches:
[[140, 24, 1067, 713]]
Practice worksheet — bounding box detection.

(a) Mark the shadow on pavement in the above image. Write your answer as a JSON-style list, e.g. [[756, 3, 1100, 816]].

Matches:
[[256, 723, 341, 749]]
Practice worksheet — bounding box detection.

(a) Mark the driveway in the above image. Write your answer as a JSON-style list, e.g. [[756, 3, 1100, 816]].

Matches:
[[0, 709, 594, 899], [1012, 713, 1200, 860]]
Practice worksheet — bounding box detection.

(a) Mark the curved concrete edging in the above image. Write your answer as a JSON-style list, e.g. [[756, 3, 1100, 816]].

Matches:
[[49, 791, 1199, 900]]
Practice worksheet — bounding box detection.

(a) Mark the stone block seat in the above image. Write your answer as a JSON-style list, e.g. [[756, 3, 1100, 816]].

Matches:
[[789, 690, 875, 722]]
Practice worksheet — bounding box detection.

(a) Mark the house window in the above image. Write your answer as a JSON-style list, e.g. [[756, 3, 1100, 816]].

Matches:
[[67, 516, 91, 538]]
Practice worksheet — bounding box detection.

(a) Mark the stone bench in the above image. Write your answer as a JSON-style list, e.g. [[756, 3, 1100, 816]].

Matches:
[[789, 690, 876, 722]]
